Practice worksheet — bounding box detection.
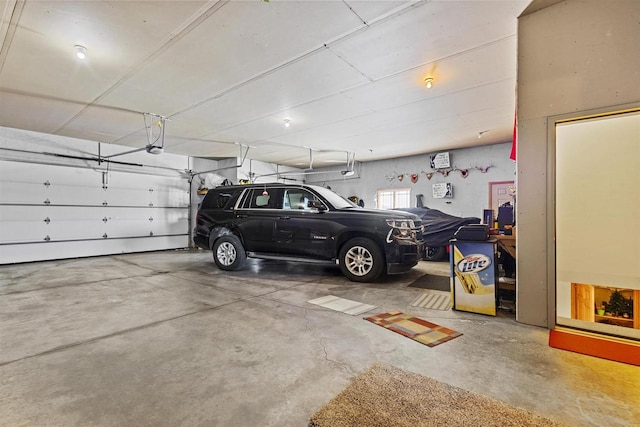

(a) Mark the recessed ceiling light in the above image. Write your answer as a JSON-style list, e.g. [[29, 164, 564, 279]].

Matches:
[[74, 45, 87, 60], [284, 118, 291, 128]]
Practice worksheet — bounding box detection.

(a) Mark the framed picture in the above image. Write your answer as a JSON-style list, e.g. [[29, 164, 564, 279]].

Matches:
[[429, 152, 450, 169], [432, 183, 453, 198]]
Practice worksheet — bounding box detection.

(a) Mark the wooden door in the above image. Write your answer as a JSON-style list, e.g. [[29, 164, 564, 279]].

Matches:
[[571, 283, 595, 322]]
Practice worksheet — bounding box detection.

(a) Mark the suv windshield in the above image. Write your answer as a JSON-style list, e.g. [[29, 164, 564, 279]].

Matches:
[[308, 185, 358, 209]]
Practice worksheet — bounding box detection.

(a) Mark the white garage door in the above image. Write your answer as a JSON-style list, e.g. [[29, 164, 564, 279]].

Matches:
[[0, 160, 190, 264]]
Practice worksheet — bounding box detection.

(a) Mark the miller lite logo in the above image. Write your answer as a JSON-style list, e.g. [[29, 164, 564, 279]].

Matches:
[[456, 254, 491, 273]]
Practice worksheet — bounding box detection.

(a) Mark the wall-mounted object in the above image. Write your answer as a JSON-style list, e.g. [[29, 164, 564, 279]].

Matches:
[[433, 183, 453, 198], [437, 168, 453, 177], [430, 152, 450, 169], [475, 165, 493, 173], [457, 168, 469, 178]]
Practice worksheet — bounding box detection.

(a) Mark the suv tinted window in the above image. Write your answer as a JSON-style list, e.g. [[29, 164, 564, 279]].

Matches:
[[201, 189, 239, 210], [283, 188, 323, 210], [240, 188, 280, 209]]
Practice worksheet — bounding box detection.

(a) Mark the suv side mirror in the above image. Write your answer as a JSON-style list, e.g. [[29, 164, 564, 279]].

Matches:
[[307, 200, 327, 212]]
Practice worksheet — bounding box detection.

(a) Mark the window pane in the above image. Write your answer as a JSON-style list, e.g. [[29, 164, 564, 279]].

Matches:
[[395, 190, 410, 208], [377, 189, 410, 209], [378, 191, 393, 209]]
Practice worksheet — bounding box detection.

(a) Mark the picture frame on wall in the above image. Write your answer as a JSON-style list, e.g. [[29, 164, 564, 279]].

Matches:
[[432, 182, 453, 198], [429, 152, 450, 169]]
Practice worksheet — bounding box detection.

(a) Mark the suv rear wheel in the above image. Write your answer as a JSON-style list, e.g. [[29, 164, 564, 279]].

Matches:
[[339, 237, 384, 282], [424, 246, 447, 261], [213, 235, 246, 271]]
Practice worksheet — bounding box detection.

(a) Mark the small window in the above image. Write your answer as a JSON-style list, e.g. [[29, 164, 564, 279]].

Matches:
[[202, 190, 237, 210], [245, 189, 272, 208], [377, 188, 410, 209]]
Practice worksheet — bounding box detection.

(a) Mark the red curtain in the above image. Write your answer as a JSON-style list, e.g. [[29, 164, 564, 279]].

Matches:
[[510, 110, 517, 161]]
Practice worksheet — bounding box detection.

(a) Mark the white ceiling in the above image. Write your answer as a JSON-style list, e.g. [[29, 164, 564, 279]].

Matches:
[[0, 0, 530, 168]]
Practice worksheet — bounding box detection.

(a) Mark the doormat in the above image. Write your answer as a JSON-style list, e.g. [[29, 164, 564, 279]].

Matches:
[[408, 274, 450, 291], [410, 290, 451, 310], [307, 295, 378, 316], [309, 363, 566, 427], [364, 311, 461, 347]]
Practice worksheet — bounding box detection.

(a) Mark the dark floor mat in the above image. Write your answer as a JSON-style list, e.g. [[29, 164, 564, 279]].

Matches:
[[407, 274, 450, 291]]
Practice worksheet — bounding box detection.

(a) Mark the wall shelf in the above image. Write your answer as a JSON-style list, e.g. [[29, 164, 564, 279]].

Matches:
[[571, 283, 639, 330]]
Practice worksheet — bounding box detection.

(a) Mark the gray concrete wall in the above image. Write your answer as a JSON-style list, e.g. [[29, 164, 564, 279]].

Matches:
[[306, 143, 515, 218], [517, 0, 640, 327]]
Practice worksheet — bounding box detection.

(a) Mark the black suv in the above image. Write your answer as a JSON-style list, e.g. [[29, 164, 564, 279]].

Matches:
[[193, 183, 424, 282]]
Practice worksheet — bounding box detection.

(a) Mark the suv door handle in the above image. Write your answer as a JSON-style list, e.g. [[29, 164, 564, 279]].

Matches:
[[237, 214, 248, 218], [279, 216, 291, 220]]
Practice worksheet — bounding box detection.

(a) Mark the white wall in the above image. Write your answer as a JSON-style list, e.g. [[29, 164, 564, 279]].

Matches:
[[306, 143, 515, 218], [517, 0, 640, 327], [237, 159, 303, 184]]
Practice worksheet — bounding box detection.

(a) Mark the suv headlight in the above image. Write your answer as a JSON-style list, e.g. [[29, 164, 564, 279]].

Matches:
[[386, 219, 415, 242]]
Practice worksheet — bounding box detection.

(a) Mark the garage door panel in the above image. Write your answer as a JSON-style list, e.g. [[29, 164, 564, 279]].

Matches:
[[0, 236, 189, 264], [0, 205, 188, 243], [1, 159, 190, 263], [0, 205, 51, 243], [1, 161, 189, 207]]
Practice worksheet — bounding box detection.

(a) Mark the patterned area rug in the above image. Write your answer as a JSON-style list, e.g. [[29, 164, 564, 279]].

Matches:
[[309, 364, 567, 427], [410, 290, 451, 310], [364, 311, 461, 347], [308, 295, 378, 316]]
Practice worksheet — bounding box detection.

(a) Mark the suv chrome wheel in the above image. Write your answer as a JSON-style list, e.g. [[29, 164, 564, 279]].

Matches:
[[212, 235, 246, 271], [344, 246, 374, 276], [339, 237, 384, 282], [217, 241, 236, 266]]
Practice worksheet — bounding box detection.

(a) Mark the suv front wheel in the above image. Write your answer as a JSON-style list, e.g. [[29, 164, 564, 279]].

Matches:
[[213, 235, 246, 271], [339, 237, 384, 282]]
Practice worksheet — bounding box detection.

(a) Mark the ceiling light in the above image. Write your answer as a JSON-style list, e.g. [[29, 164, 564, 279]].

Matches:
[[424, 77, 434, 89], [478, 130, 489, 139], [74, 45, 87, 60], [284, 118, 291, 128]]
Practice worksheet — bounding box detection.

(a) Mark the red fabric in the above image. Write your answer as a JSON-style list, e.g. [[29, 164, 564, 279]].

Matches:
[[510, 110, 517, 161]]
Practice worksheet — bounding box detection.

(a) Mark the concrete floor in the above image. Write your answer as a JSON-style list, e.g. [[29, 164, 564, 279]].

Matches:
[[0, 249, 639, 426]]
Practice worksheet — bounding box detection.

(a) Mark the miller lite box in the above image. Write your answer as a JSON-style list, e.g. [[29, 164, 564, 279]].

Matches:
[[453, 224, 489, 241], [450, 241, 497, 316]]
